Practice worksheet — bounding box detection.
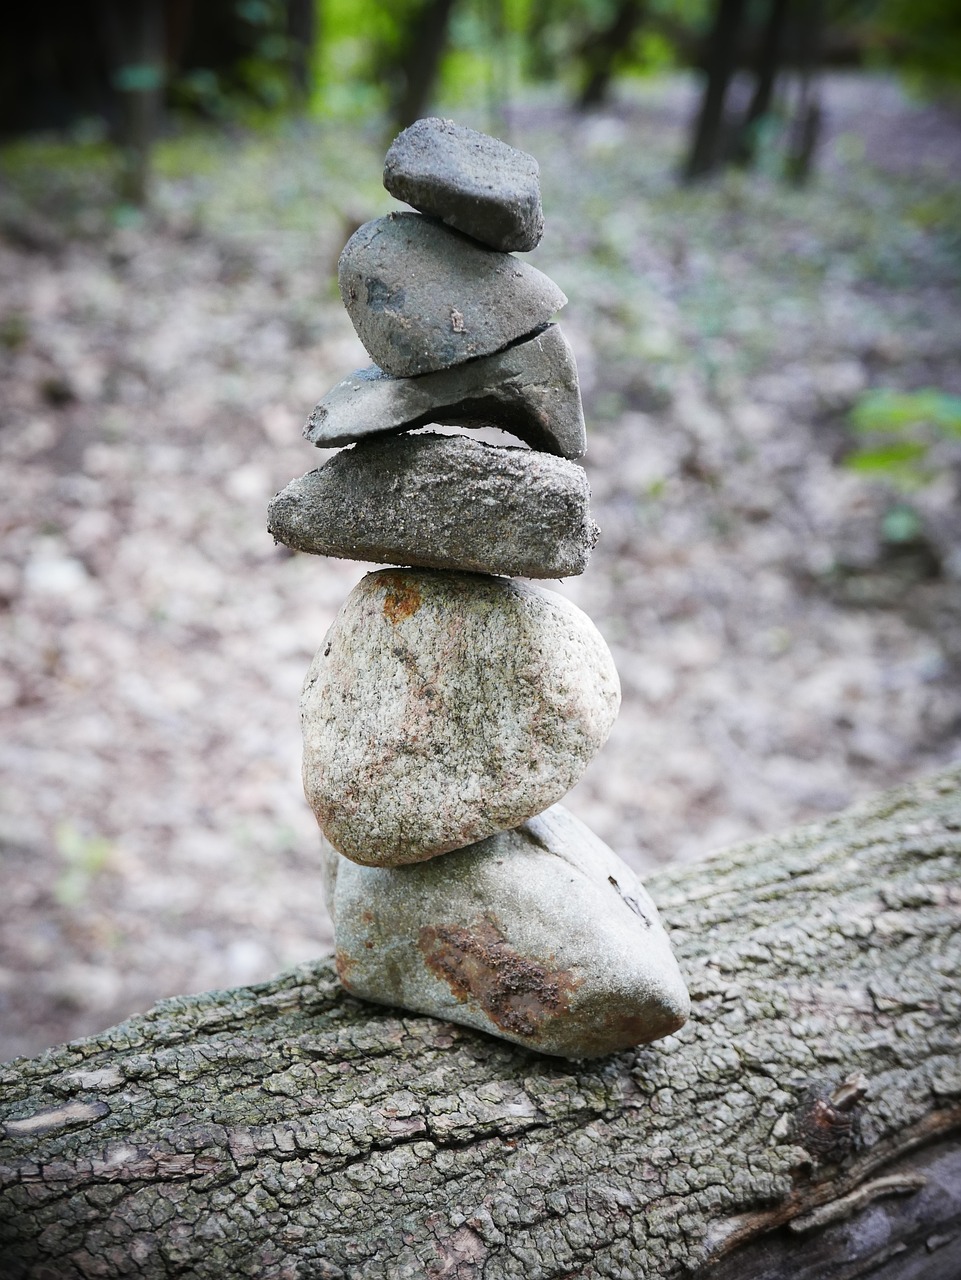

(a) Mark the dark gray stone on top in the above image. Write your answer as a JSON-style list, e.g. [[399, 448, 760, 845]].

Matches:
[[383, 117, 544, 253], [338, 213, 566, 378], [267, 431, 599, 579], [304, 323, 586, 460]]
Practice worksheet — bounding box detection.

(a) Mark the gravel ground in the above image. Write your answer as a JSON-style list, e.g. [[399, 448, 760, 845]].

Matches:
[[2, 74, 960, 1061]]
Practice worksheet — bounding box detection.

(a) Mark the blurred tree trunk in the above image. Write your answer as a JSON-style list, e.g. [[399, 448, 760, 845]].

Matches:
[[163, 0, 195, 72], [98, 0, 167, 206], [286, 0, 316, 106], [1, 0, 309, 144], [391, 0, 459, 135], [576, 0, 647, 111], [733, 0, 789, 165], [683, 0, 828, 183], [2, 767, 961, 1276], [1, 3, 103, 135], [525, 0, 561, 80], [683, 0, 746, 181], [482, 0, 510, 139], [786, 0, 824, 183]]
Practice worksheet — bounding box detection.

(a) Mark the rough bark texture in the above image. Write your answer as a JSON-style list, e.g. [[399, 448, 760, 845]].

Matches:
[[2, 766, 960, 1278]]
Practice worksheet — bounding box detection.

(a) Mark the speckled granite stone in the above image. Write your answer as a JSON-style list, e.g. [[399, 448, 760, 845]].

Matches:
[[302, 569, 620, 865]]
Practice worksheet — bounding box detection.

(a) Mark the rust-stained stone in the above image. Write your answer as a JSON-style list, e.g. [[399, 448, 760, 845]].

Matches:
[[321, 804, 690, 1058], [418, 918, 581, 1039], [301, 568, 620, 866]]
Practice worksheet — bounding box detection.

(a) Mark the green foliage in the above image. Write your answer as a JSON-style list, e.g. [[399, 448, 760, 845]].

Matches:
[[852, 388, 961, 436], [442, 5, 498, 107], [522, 0, 710, 87], [153, 123, 389, 238], [0, 314, 28, 350], [319, 0, 398, 115], [880, 502, 923, 545], [847, 439, 929, 472], [316, 0, 716, 122], [54, 823, 114, 908], [0, 136, 118, 237], [634, 28, 679, 75], [170, 0, 307, 123], [872, 0, 961, 93], [319, 0, 529, 119], [846, 388, 961, 489]]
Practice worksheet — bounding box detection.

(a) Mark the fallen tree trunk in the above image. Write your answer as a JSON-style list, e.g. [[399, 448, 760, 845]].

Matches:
[[2, 767, 960, 1278]]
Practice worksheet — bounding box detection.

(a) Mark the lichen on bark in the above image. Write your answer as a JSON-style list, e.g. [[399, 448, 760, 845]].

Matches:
[[2, 767, 960, 1278]]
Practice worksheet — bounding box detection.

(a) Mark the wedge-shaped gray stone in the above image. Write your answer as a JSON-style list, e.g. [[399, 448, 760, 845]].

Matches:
[[322, 804, 690, 1059], [302, 569, 620, 865], [305, 323, 585, 459], [338, 213, 566, 377], [383, 117, 544, 253], [268, 433, 598, 578]]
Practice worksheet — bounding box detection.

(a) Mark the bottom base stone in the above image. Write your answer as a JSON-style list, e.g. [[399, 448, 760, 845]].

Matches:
[[321, 804, 690, 1059]]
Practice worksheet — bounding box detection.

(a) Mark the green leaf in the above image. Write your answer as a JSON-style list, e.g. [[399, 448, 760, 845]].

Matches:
[[882, 504, 923, 544], [847, 441, 928, 471], [852, 389, 961, 437], [54, 822, 114, 907]]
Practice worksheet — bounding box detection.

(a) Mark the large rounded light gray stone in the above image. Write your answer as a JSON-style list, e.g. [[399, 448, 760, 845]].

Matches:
[[268, 433, 598, 579], [383, 116, 544, 253], [322, 804, 690, 1059], [338, 213, 566, 377], [304, 323, 586, 459], [302, 569, 620, 866]]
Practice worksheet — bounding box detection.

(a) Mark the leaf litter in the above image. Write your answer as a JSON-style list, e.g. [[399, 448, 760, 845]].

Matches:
[[1, 75, 959, 1059]]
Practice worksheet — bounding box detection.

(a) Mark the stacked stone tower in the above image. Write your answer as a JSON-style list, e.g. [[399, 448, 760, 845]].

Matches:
[[269, 118, 689, 1059]]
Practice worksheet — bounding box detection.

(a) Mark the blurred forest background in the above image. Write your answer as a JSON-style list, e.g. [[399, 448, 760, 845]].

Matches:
[[1, 0, 960, 1061]]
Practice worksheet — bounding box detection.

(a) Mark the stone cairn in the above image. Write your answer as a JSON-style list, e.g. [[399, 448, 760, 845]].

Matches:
[[268, 118, 689, 1059]]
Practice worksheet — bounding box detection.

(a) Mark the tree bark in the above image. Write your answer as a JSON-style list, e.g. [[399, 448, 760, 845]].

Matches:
[[524, 0, 561, 82], [785, 0, 824, 185], [682, 0, 746, 181], [286, 0, 316, 106], [390, 0, 459, 136], [98, 0, 167, 206], [732, 0, 789, 166], [575, 0, 647, 112], [2, 766, 960, 1278]]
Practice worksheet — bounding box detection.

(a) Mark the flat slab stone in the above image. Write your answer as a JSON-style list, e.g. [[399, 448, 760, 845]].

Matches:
[[383, 116, 544, 253], [304, 323, 586, 459], [322, 804, 690, 1059], [302, 569, 620, 866], [338, 213, 566, 377], [268, 433, 598, 578]]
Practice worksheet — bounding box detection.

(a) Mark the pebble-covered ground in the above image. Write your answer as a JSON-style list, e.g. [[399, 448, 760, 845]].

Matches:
[[2, 75, 960, 1061]]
